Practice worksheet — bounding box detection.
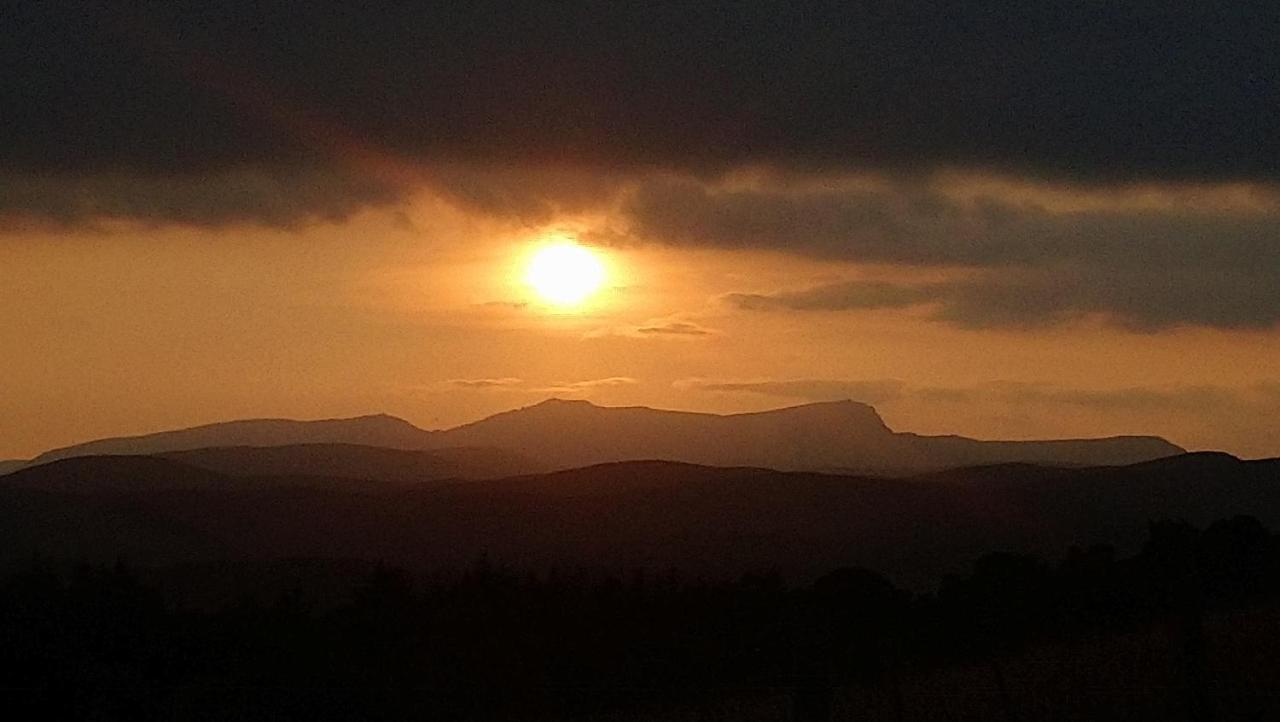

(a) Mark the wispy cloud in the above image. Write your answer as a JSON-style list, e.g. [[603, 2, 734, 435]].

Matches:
[[636, 321, 716, 336], [447, 376, 640, 395], [724, 262, 1280, 331], [674, 378, 905, 404], [541, 377, 639, 393], [447, 377, 525, 389], [586, 317, 719, 340]]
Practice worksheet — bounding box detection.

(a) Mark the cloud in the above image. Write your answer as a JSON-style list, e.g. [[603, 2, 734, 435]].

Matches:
[[587, 318, 719, 339], [628, 177, 1280, 272], [423, 165, 633, 224], [674, 378, 906, 404], [448, 377, 639, 394], [541, 377, 639, 393], [670, 177, 1280, 329], [447, 377, 525, 389], [476, 301, 530, 311], [2, 4, 1275, 332], [0, 167, 395, 228], [725, 266, 1280, 331], [636, 321, 715, 337], [725, 281, 932, 313], [2, 3, 1277, 225]]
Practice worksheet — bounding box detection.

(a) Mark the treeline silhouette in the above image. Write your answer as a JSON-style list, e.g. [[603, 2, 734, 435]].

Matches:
[[4, 516, 1280, 721]]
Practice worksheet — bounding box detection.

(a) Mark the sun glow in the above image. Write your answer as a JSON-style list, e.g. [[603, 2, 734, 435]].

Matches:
[[525, 242, 607, 308]]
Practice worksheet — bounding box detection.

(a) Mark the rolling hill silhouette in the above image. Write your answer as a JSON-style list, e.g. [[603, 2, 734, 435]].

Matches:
[[162, 443, 542, 484], [0, 455, 232, 493], [2, 452, 1274, 587], [4, 399, 1185, 477]]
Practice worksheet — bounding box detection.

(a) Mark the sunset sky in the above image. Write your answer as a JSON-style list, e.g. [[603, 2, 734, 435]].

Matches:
[[3, 2, 1278, 460]]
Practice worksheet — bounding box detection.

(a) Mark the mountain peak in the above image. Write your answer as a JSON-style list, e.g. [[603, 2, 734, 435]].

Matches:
[[528, 398, 597, 409], [749, 398, 891, 431], [345, 412, 421, 428], [785, 398, 879, 413]]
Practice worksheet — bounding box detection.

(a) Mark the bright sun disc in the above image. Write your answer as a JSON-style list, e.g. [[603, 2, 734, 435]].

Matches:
[[526, 243, 606, 307]]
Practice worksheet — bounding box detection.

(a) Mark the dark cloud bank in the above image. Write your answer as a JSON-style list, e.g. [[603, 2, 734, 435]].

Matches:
[[661, 178, 1280, 329], [5, 2, 1277, 194], [4, 1, 1279, 329]]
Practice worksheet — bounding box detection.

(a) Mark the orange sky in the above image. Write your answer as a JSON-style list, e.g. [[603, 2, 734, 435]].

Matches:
[[3, 173, 1278, 460]]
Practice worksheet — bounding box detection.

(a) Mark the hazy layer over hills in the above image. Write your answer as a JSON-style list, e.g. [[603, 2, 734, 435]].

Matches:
[[7, 399, 1184, 476], [1, 453, 1275, 588]]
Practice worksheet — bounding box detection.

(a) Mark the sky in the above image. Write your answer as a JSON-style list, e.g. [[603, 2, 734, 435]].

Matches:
[[2, 1, 1279, 459]]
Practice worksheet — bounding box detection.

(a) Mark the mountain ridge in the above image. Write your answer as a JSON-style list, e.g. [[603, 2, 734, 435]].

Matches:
[[26, 414, 437, 467], [5, 398, 1186, 476], [432, 398, 1183, 473]]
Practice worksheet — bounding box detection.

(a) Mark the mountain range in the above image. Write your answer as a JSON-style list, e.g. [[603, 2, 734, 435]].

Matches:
[[2, 399, 1275, 588], [2, 398, 1185, 478]]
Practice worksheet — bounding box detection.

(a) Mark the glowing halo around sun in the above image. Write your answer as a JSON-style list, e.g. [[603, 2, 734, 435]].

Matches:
[[525, 242, 607, 308]]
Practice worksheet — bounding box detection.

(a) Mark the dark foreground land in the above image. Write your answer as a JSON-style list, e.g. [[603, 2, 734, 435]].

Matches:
[[3, 451, 1279, 719], [5, 515, 1280, 722]]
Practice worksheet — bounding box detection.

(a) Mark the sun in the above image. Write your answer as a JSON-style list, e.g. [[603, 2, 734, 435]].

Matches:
[[525, 242, 607, 308]]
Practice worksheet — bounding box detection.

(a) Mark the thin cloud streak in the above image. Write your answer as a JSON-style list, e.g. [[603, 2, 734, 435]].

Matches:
[[540, 377, 639, 393], [447, 378, 525, 390], [674, 378, 906, 405], [586, 318, 720, 340], [445, 377, 639, 395]]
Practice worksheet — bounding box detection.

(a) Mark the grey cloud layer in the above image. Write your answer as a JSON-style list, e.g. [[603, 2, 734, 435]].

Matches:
[[629, 179, 1280, 271], [647, 180, 1280, 329], [0, 168, 393, 228], [725, 271, 1280, 331]]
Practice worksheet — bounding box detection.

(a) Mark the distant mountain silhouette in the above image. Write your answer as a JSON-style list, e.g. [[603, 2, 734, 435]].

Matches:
[[2, 452, 1273, 587], [4, 399, 1184, 476], [431, 398, 1184, 473], [23, 414, 438, 467]]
